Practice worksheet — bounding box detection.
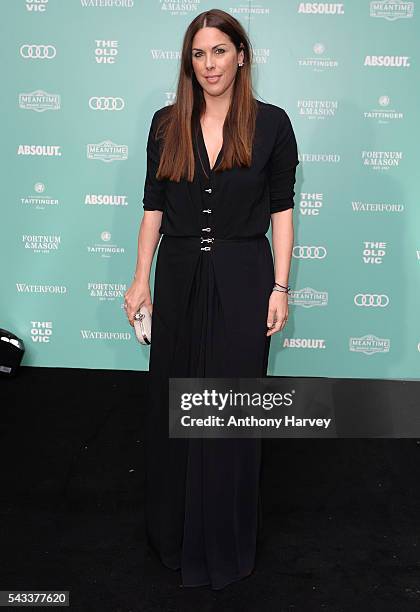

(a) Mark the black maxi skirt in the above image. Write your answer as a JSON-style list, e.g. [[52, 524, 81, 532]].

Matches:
[[144, 234, 275, 590]]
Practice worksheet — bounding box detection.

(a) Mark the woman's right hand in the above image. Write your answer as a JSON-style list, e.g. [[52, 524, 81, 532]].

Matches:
[[124, 280, 153, 327]]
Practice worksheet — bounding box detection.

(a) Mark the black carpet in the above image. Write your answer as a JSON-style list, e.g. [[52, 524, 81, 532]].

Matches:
[[1, 367, 420, 611]]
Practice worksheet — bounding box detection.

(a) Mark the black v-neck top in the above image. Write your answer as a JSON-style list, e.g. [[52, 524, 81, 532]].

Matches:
[[142, 99, 299, 239]]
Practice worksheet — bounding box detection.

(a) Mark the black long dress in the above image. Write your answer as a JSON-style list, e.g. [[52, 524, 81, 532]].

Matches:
[[142, 99, 299, 590]]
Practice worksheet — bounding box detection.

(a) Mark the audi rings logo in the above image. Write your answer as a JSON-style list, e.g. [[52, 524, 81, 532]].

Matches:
[[354, 293, 390, 307], [89, 97, 125, 111], [293, 246, 327, 259], [20, 45, 56, 59]]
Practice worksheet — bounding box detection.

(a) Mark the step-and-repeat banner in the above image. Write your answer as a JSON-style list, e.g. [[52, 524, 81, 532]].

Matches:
[[1, 0, 418, 379]]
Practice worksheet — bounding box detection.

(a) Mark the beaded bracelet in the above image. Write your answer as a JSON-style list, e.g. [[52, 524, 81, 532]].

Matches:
[[272, 282, 291, 294]]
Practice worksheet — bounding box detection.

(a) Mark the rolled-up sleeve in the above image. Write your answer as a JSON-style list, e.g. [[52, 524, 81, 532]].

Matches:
[[268, 109, 300, 214], [142, 111, 167, 211]]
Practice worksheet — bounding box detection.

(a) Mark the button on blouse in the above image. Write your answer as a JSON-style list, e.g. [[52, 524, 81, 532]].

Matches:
[[142, 99, 299, 239]]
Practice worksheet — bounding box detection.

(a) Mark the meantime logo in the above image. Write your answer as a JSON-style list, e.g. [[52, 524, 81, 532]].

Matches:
[[88, 282, 127, 300], [364, 55, 410, 68], [22, 235, 61, 254], [87, 231, 125, 257], [283, 338, 326, 349], [362, 151, 403, 169], [349, 334, 390, 355], [364, 95, 403, 123], [87, 140, 128, 162], [21, 183, 59, 210], [289, 287, 328, 308], [19, 90, 60, 112], [95, 40, 119, 64], [370, 1, 414, 20], [297, 99, 338, 118], [351, 200, 404, 213], [85, 194, 128, 207], [300, 192, 323, 216], [80, 330, 131, 340], [16, 283, 67, 294], [298, 3, 344, 14], [298, 43, 338, 71], [18, 145, 62, 157]]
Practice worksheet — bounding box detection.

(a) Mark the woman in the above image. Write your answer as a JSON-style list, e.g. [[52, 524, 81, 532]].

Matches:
[[124, 9, 299, 590]]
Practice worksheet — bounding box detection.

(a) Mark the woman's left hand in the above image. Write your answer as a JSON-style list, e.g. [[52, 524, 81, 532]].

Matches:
[[266, 290, 289, 336]]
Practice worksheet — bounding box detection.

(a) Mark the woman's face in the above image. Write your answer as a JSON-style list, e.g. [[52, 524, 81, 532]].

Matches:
[[191, 27, 244, 99]]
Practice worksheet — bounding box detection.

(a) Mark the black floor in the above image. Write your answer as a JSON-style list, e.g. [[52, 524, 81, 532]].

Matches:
[[1, 367, 420, 611]]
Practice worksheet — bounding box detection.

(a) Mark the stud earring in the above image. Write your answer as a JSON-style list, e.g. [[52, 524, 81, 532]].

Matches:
[[238, 62, 244, 67]]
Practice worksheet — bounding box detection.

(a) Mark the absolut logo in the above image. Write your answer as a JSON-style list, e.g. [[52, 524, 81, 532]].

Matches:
[[88, 282, 127, 300], [364, 55, 410, 68], [298, 3, 344, 15], [362, 241, 387, 264], [283, 338, 326, 349], [297, 99, 338, 118], [362, 151, 403, 169], [351, 200, 404, 213], [349, 334, 390, 355], [16, 283, 67, 294], [85, 194, 128, 206], [19, 90, 60, 112], [300, 192, 323, 215], [288, 287, 328, 308], [22, 235, 61, 253], [17, 145, 62, 157]]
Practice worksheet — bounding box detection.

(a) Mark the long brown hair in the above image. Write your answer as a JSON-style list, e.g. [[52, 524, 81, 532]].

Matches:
[[154, 8, 258, 183]]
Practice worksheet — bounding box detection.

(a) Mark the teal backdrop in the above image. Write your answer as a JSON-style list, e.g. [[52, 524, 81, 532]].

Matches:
[[1, 0, 418, 379]]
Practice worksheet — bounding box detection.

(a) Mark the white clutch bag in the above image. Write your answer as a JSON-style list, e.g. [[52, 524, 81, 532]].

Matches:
[[133, 305, 152, 345]]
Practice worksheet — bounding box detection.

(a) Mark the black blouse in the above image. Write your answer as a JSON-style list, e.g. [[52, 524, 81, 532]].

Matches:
[[142, 99, 299, 239]]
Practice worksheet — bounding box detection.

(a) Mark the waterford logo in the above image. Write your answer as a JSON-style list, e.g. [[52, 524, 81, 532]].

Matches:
[[80, 330, 131, 340], [16, 283, 67, 294]]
